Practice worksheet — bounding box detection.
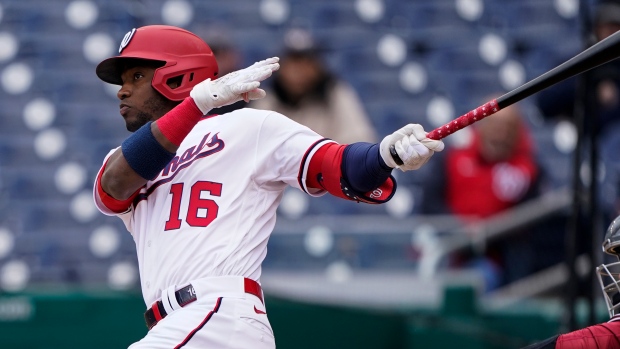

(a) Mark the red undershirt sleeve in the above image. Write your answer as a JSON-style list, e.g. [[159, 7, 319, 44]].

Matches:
[[96, 160, 140, 214]]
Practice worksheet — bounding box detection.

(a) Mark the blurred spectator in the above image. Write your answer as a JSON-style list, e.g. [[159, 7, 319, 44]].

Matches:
[[251, 29, 377, 144], [420, 101, 539, 218], [536, 0, 620, 217], [419, 100, 549, 290], [537, 0, 620, 135]]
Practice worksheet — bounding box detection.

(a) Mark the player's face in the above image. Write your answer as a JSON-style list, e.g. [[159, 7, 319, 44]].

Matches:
[[117, 66, 176, 132]]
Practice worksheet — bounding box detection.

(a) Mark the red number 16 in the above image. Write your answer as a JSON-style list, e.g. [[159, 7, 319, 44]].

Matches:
[[165, 181, 222, 231]]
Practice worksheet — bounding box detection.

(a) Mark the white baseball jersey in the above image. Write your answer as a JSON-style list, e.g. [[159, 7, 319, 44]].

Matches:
[[94, 108, 332, 306]]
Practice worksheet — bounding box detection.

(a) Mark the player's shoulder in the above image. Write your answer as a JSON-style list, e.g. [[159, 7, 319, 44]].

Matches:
[[200, 108, 313, 139], [230, 107, 284, 119], [208, 108, 272, 122], [214, 108, 293, 126]]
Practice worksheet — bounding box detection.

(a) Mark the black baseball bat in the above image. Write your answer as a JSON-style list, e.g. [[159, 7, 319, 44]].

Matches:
[[390, 29, 620, 166]]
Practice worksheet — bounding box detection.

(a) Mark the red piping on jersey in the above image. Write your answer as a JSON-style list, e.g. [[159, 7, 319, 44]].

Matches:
[[96, 159, 141, 213], [174, 297, 223, 349], [297, 138, 330, 194], [305, 142, 346, 193]]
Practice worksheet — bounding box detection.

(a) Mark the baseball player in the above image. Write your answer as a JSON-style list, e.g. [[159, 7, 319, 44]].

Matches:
[[92, 25, 443, 349], [521, 217, 620, 349]]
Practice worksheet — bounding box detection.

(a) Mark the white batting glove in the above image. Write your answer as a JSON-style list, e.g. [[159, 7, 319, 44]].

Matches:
[[190, 57, 280, 114], [379, 124, 444, 171]]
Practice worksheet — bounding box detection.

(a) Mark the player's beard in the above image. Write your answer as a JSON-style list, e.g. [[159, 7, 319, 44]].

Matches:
[[125, 93, 176, 132]]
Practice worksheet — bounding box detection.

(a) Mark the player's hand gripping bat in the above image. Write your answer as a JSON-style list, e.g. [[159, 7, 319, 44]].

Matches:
[[390, 29, 620, 166]]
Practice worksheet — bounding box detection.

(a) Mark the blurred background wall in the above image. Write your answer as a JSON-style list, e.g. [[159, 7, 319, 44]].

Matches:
[[0, 0, 613, 348]]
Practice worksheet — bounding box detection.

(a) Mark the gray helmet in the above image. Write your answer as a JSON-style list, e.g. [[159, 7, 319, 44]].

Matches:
[[596, 215, 620, 317]]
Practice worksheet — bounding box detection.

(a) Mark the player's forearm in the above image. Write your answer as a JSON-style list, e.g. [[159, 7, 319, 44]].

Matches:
[[101, 149, 149, 200]]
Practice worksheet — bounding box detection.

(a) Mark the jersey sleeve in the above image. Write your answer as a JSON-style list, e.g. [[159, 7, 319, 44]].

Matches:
[[93, 148, 118, 216], [252, 111, 334, 196]]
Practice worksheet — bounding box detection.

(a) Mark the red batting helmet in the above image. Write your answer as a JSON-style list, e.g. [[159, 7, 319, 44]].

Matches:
[[96, 25, 219, 101]]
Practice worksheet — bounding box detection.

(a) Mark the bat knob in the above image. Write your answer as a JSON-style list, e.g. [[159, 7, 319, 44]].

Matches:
[[389, 145, 404, 166]]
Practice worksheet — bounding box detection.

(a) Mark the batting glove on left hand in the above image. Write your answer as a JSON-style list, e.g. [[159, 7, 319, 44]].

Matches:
[[190, 57, 280, 114], [379, 124, 444, 171]]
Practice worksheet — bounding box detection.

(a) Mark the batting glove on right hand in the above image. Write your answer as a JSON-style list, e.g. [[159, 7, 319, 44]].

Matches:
[[379, 124, 444, 171], [190, 57, 280, 114]]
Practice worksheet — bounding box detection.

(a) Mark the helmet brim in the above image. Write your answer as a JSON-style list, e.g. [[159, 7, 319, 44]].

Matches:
[[96, 56, 166, 85]]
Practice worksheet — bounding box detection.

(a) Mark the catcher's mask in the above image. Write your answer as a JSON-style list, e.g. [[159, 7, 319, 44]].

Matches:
[[596, 215, 620, 317], [96, 25, 219, 101]]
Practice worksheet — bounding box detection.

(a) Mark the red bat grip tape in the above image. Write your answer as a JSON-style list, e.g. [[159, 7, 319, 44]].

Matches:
[[427, 99, 500, 140], [388, 99, 500, 166]]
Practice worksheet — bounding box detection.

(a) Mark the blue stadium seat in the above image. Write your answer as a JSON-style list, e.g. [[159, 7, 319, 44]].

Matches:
[[486, 0, 573, 29], [191, 0, 265, 29], [506, 24, 582, 65], [20, 203, 73, 232], [350, 70, 408, 101], [0, 1, 51, 33], [0, 101, 29, 136], [20, 30, 85, 67], [337, 42, 385, 74], [385, 1, 463, 30], [305, 2, 360, 29], [449, 71, 503, 111], [365, 96, 432, 137], [0, 138, 45, 168], [95, 0, 143, 30], [426, 45, 488, 77], [531, 124, 573, 189], [314, 26, 377, 56]]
